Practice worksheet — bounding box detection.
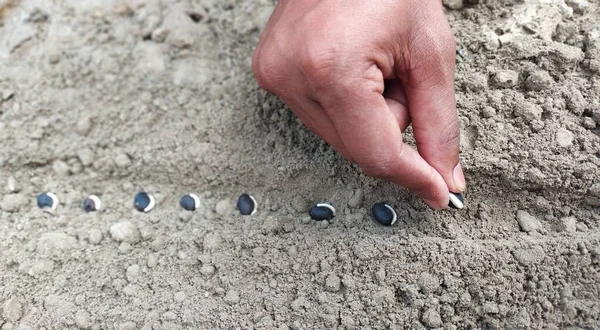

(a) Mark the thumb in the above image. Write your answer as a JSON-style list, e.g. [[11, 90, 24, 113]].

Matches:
[[315, 64, 451, 209], [401, 6, 466, 194]]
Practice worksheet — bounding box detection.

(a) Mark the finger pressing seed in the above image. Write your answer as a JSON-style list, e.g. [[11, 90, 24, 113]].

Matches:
[[449, 192, 465, 209], [180, 193, 200, 211], [309, 203, 336, 221], [371, 203, 397, 226], [37, 192, 59, 210], [237, 193, 257, 215], [83, 195, 102, 212], [134, 192, 155, 213]]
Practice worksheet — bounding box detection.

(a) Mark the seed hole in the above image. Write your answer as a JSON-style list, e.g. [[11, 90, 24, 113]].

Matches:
[[187, 12, 203, 23]]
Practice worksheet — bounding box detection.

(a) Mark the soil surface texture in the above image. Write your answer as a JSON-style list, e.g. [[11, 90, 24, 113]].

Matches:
[[1, 0, 599, 329]]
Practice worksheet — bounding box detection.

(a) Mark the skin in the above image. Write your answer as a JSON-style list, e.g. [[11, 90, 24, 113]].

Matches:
[[252, 0, 466, 209]]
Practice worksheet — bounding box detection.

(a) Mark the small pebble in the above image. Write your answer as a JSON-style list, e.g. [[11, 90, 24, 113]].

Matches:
[[491, 69, 519, 88], [119, 321, 137, 330], [5, 176, 20, 193], [52, 160, 71, 176], [481, 106, 497, 118], [309, 203, 336, 221], [178, 210, 193, 222], [126, 264, 140, 283], [557, 216, 577, 233], [371, 203, 397, 226], [224, 290, 240, 305], [147, 254, 158, 268], [118, 242, 133, 253], [134, 192, 155, 213], [237, 193, 257, 215], [76, 117, 92, 135], [110, 221, 141, 243], [524, 70, 553, 91], [82, 195, 102, 212], [2, 297, 23, 322], [37, 192, 59, 210], [114, 153, 132, 168], [89, 229, 103, 245], [74, 310, 92, 329], [77, 148, 96, 167], [179, 193, 200, 211], [216, 199, 234, 216], [443, 0, 464, 10], [448, 193, 464, 209], [200, 264, 215, 276], [556, 128, 574, 148], [325, 274, 341, 292], [162, 311, 177, 321], [421, 308, 443, 328], [516, 210, 542, 232], [317, 220, 329, 229], [582, 117, 596, 129], [565, 0, 589, 14], [0, 193, 28, 212]]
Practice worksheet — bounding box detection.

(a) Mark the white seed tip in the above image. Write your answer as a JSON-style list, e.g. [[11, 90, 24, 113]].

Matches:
[[316, 203, 336, 216], [88, 195, 102, 211], [145, 194, 156, 213], [46, 192, 59, 210], [449, 193, 464, 209], [189, 193, 201, 209], [249, 195, 258, 215], [384, 204, 397, 225]]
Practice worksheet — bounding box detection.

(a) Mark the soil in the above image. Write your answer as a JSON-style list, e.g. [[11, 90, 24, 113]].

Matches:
[[0, 0, 599, 329]]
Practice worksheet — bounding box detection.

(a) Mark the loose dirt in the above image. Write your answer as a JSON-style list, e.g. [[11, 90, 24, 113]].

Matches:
[[1, 0, 599, 329]]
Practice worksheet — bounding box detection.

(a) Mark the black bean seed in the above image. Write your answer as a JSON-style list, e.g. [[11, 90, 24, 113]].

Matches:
[[83, 195, 101, 212], [37, 192, 58, 210], [237, 193, 257, 215], [180, 193, 200, 211], [371, 203, 397, 226], [134, 192, 155, 213], [309, 203, 335, 221]]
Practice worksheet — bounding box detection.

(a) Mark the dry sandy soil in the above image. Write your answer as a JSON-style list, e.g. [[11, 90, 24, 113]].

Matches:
[[0, 0, 599, 329]]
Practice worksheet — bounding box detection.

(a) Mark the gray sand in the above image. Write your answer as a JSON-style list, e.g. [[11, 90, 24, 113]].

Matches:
[[1, 0, 599, 329]]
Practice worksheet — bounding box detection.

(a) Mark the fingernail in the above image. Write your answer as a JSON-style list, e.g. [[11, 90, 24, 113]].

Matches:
[[453, 163, 466, 192]]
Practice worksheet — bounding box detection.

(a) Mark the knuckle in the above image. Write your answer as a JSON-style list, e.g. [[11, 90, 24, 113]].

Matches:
[[416, 25, 455, 59], [252, 46, 284, 92], [441, 119, 461, 149], [299, 44, 344, 85], [410, 25, 456, 79], [299, 43, 373, 97]]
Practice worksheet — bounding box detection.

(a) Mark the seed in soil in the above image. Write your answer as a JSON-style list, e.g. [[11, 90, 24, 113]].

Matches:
[[37, 192, 59, 210], [237, 193, 257, 215], [449, 193, 464, 209], [309, 203, 336, 221], [180, 193, 200, 211], [371, 203, 397, 226], [83, 195, 102, 212], [134, 192, 155, 213]]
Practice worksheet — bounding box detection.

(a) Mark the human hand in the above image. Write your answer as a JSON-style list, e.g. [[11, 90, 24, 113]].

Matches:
[[252, 0, 466, 209]]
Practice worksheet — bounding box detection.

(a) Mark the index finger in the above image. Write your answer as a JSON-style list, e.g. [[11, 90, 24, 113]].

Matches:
[[402, 3, 465, 193], [313, 65, 450, 208]]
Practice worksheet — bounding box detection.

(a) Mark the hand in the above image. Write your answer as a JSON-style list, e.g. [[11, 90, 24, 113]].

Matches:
[[252, 0, 466, 209]]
